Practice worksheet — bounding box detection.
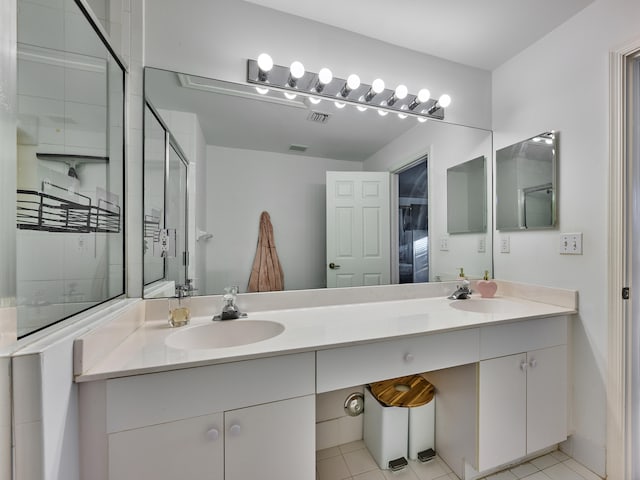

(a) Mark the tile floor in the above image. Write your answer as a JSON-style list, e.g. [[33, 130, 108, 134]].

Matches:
[[316, 442, 602, 480]]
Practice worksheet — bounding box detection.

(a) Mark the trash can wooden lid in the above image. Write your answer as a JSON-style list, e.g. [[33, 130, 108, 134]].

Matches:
[[369, 375, 434, 407]]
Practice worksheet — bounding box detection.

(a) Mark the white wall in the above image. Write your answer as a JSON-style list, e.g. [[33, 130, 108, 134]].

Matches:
[[206, 145, 362, 294], [8, 0, 145, 478], [365, 121, 493, 281], [144, 0, 491, 130], [492, 0, 640, 476]]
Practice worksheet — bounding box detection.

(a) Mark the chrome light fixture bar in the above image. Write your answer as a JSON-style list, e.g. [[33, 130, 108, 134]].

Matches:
[[247, 56, 450, 121]]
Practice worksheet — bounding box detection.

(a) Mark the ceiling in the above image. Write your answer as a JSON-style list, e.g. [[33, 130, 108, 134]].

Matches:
[[244, 0, 594, 70], [146, 69, 421, 162]]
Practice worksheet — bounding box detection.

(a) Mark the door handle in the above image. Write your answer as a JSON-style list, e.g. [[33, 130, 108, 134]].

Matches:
[[329, 262, 341, 269]]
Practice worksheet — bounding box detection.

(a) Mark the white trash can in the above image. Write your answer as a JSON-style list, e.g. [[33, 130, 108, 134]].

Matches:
[[363, 375, 435, 470]]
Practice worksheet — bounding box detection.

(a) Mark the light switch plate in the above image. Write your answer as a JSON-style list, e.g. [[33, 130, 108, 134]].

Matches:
[[440, 236, 449, 251], [500, 235, 510, 253], [560, 232, 583, 255], [477, 236, 486, 253]]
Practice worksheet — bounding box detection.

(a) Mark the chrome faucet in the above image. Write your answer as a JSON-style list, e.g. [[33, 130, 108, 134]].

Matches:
[[448, 279, 472, 300], [213, 286, 247, 321]]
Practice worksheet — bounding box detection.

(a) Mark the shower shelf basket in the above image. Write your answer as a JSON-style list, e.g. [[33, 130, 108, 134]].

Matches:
[[17, 185, 121, 234]]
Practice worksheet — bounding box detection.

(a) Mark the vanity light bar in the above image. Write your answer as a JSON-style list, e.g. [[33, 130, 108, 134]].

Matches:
[[246, 56, 449, 121]]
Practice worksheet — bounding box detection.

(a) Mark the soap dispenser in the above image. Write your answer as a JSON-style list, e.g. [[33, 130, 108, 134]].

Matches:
[[168, 285, 191, 327], [476, 270, 498, 298]]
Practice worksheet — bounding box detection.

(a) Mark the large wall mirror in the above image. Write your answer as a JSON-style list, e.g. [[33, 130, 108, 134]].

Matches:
[[143, 67, 493, 297], [496, 132, 557, 230], [14, 0, 125, 337]]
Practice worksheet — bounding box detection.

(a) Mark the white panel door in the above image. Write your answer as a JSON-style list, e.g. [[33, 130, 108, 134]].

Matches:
[[526, 345, 568, 453], [108, 412, 223, 480], [478, 353, 527, 471], [326, 171, 390, 288], [225, 395, 315, 480]]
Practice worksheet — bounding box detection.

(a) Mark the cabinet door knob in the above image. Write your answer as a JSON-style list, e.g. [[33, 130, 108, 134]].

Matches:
[[529, 358, 537, 368], [404, 353, 415, 363], [229, 423, 241, 436], [520, 360, 528, 371], [207, 428, 219, 441]]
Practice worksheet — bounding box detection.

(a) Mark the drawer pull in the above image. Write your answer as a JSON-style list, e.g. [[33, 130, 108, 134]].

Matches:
[[529, 358, 537, 368], [229, 424, 241, 436], [520, 360, 528, 371], [207, 428, 219, 441], [404, 353, 415, 363]]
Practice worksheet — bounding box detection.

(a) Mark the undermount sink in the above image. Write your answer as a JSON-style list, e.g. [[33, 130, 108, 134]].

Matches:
[[448, 297, 526, 314], [165, 320, 285, 350]]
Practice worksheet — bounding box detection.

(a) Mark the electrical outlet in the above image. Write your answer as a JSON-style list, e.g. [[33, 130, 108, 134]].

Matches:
[[440, 236, 449, 251], [500, 235, 510, 253], [477, 236, 486, 253], [560, 232, 583, 255]]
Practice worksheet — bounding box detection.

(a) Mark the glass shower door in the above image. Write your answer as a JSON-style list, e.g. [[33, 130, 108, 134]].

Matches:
[[166, 144, 188, 287]]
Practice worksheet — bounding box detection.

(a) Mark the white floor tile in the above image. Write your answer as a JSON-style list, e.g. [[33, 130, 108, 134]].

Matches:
[[355, 470, 386, 480], [383, 466, 420, 479], [561, 460, 601, 480], [521, 473, 551, 480], [317, 446, 342, 461], [485, 470, 517, 480], [510, 463, 539, 478], [530, 454, 560, 470], [340, 440, 367, 454], [344, 448, 379, 476], [542, 463, 583, 480], [409, 459, 447, 480], [317, 455, 351, 480], [550, 451, 570, 462]]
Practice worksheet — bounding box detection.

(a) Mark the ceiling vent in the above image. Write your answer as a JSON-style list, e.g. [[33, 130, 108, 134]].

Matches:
[[289, 144, 308, 153], [307, 111, 331, 124]]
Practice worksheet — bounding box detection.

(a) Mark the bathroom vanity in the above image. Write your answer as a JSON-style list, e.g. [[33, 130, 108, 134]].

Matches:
[[74, 282, 575, 480]]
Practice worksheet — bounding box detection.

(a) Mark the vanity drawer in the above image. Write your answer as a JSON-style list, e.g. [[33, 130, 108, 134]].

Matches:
[[479, 316, 569, 360], [316, 329, 479, 393], [106, 352, 315, 433]]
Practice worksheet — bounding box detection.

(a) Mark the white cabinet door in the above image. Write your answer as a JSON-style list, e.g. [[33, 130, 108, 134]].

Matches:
[[478, 353, 527, 471], [527, 345, 567, 453], [225, 395, 315, 480], [108, 412, 223, 480]]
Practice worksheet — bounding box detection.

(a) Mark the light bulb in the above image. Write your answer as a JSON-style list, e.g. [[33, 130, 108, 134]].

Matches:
[[372, 78, 385, 94], [395, 84, 408, 100], [334, 101, 346, 109], [290, 61, 305, 79], [257, 53, 273, 72], [357, 105, 368, 112], [532, 137, 542, 142], [417, 117, 428, 123], [398, 113, 407, 119], [438, 94, 452, 108], [309, 97, 322, 104], [347, 74, 361, 90], [284, 92, 297, 100], [255, 87, 269, 95], [545, 138, 553, 145], [318, 68, 333, 85], [378, 109, 388, 116], [417, 88, 430, 103]]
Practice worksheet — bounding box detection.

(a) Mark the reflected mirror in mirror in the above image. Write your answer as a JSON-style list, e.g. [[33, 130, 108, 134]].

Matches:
[[15, 0, 125, 337], [496, 132, 557, 230], [143, 67, 493, 297], [447, 156, 486, 234]]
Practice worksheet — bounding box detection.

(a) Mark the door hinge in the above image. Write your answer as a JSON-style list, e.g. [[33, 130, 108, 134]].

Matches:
[[622, 287, 630, 300], [183, 251, 189, 267]]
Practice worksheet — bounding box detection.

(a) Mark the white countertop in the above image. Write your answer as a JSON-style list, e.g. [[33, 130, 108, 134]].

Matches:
[[75, 293, 576, 382]]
